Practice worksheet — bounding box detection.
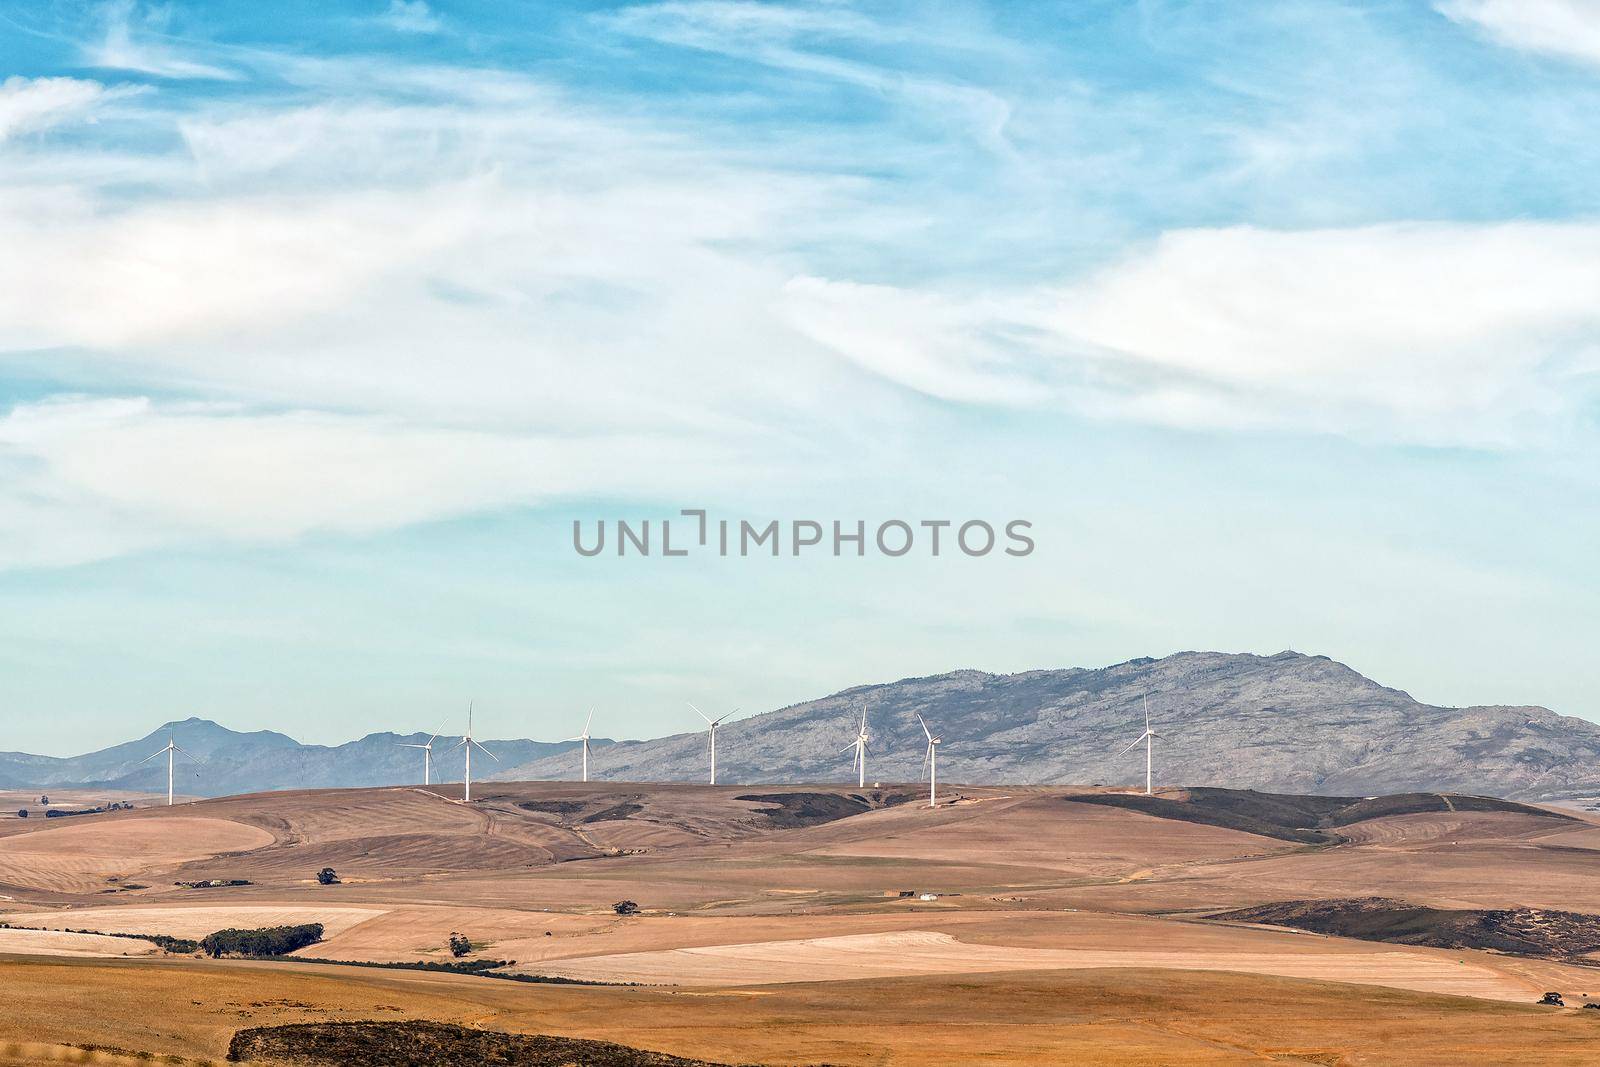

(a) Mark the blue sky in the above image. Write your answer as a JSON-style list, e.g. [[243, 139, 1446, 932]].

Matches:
[[1, 0, 1597, 754]]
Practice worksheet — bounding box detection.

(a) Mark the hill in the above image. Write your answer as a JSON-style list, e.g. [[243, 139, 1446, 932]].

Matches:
[[0, 718, 599, 798], [5, 651, 1600, 799], [508, 651, 1600, 800]]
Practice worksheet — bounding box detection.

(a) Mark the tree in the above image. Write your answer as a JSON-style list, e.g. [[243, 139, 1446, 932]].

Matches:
[[15, 810, 25, 819], [448, 932, 471, 957], [612, 900, 639, 915], [316, 867, 339, 885]]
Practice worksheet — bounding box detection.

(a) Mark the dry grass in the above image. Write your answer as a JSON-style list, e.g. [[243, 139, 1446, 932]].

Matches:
[[3, 956, 1600, 1066], [0, 904, 388, 940], [0, 817, 273, 894], [5, 783, 1600, 1062], [0, 928, 157, 958]]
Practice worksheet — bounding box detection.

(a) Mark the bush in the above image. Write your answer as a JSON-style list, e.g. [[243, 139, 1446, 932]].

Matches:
[[316, 867, 339, 885], [612, 900, 639, 916], [16, 810, 25, 819], [201, 922, 324, 958], [448, 932, 471, 957]]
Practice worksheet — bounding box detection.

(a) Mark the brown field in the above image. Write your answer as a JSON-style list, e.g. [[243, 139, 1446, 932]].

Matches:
[[4, 781, 1600, 1063]]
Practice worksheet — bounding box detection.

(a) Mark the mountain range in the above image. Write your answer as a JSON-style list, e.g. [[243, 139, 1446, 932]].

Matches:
[[6, 652, 1598, 800], [0, 719, 595, 799]]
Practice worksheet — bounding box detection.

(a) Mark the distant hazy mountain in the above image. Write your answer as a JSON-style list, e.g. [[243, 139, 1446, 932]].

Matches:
[[6, 652, 1598, 800], [508, 652, 1600, 800], [0, 718, 596, 798]]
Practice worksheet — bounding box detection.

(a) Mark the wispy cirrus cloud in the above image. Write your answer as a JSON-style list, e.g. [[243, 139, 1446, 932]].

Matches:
[[0, 396, 753, 567], [83, 0, 239, 80], [1437, 0, 1600, 66], [0, 75, 143, 140], [787, 222, 1600, 448], [3, 0, 1600, 573], [605, 1, 1020, 156]]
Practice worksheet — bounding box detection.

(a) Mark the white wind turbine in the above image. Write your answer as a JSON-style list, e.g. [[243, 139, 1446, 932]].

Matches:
[[842, 708, 869, 788], [396, 722, 446, 786], [688, 702, 734, 785], [138, 736, 198, 806], [566, 709, 595, 783], [1116, 695, 1161, 795], [917, 713, 941, 808], [451, 703, 497, 802]]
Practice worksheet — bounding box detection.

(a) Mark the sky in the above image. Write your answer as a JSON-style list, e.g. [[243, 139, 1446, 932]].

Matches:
[[1, 0, 1597, 754]]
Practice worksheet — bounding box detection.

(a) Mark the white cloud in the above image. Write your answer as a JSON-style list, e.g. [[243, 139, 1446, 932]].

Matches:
[[781, 276, 1050, 406], [0, 76, 139, 141], [0, 84, 875, 433], [84, 0, 238, 80], [1437, 0, 1600, 66], [788, 222, 1600, 447], [607, 1, 1018, 156], [381, 0, 443, 34], [0, 397, 748, 567], [5, 25, 1600, 569]]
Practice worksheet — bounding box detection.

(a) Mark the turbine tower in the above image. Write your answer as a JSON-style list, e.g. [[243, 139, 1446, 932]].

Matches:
[[917, 713, 941, 808], [450, 703, 497, 802], [1116, 695, 1161, 795], [842, 708, 869, 788], [566, 709, 595, 783], [396, 722, 445, 786], [689, 703, 734, 785], [137, 736, 197, 806]]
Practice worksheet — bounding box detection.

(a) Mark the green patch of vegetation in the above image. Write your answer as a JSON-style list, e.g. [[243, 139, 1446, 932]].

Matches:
[[202, 923, 324, 958]]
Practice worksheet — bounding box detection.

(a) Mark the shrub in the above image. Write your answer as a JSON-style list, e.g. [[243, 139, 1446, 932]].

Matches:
[[448, 932, 472, 957], [201, 922, 324, 958], [612, 900, 639, 915], [16, 810, 25, 819], [316, 867, 339, 885]]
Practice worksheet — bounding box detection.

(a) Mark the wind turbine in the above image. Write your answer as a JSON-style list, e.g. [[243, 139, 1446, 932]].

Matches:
[[566, 709, 595, 783], [843, 708, 869, 788], [688, 703, 734, 785], [1116, 695, 1161, 795], [137, 736, 198, 807], [396, 722, 446, 786], [917, 713, 941, 808], [451, 703, 497, 802]]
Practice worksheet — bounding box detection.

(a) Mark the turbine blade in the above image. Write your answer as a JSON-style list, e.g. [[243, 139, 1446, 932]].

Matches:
[[688, 701, 711, 725], [474, 740, 499, 762], [917, 714, 933, 742], [1115, 734, 1147, 756], [137, 748, 164, 765], [584, 708, 594, 735]]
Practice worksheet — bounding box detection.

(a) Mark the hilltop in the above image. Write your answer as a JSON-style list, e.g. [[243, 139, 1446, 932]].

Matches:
[[511, 651, 1600, 800]]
